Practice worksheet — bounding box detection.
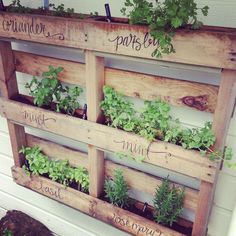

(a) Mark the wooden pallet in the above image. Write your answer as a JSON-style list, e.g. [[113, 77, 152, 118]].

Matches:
[[0, 11, 236, 236]]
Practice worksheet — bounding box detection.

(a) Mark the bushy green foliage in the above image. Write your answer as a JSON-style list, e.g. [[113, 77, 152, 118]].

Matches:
[[7, 0, 32, 13], [104, 169, 130, 208], [20, 146, 89, 192], [101, 86, 234, 164], [121, 0, 209, 57], [25, 66, 83, 116], [49, 3, 74, 17], [153, 178, 184, 226]]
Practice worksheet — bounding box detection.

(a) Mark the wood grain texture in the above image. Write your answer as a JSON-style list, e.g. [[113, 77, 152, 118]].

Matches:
[[105, 68, 219, 113], [14, 51, 218, 113], [26, 134, 88, 169], [0, 13, 236, 69], [86, 51, 105, 197], [0, 98, 217, 182], [105, 160, 198, 212], [24, 134, 198, 211], [12, 166, 185, 236], [192, 71, 236, 236], [14, 51, 86, 86], [0, 41, 26, 167]]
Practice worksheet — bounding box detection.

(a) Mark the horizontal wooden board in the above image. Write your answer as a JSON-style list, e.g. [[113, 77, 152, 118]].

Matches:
[[14, 51, 218, 113], [105, 68, 219, 113], [12, 167, 185, 236], [0, 13, 236, 69], [14, 51, 86, 86], [25, 134, 198, 211], [0, 98, 217, 182], [26, 134, 88, 169]]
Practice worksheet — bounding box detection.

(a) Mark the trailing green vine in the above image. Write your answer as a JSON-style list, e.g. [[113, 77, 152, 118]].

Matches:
[[20, 146, 89, 193], [101, 86, 234, 165], [121, 0, 209, 57]]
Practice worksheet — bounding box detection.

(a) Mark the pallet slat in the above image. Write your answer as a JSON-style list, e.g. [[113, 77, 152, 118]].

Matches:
[[26, 134, 88, 169], [25, 133, 198, 212], [12, 166, 185, 236], [0, 98, 217, 182], [14, 51, 219, 113], [0, 13, 236, 69], [14, 51, 86, 86]]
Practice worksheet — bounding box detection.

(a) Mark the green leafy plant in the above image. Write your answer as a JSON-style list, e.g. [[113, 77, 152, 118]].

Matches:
[[101, 86, 234, 165], [104, 169, 130, 208], [49, 3, 74, 17], [3, 229, 13, 236], [20, 146, 89, 192], [6, 0, 32, 13], [121, 0, 209, 57], [153, 178, 185, 226], [25, 66, 83, 116]]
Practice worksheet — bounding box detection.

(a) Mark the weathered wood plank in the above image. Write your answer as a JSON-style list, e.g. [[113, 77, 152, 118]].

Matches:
[[26, 134, 88, 169], [0, 13, 236, 69], [105, 160, 198, 212], [14, 51, 86, 86], [0, 98, 217, 182], [12, 167, 185, 236], [0, 41, 26, 167], [192, 71, 236, 236], [14, 51, 219, 113], [86, 51, 105, 197], [105, 68, 219, 113], [25, 134, 198, 211]]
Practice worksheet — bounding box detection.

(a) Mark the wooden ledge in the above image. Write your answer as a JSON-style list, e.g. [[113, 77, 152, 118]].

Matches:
[[0, 12, 235, 69], [12, 166, 186, 236], [0, 97, 217, 182]]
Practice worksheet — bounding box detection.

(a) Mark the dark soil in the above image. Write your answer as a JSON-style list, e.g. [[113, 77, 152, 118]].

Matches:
[[13, 94, 83, 119], [0, 210, 53, 236], [101, 195, 192, 236]]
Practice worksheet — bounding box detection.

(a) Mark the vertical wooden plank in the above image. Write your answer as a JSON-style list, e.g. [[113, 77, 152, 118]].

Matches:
[[192, 70, 236, 236], [0, 41, 26, 167], [85, 50, 105, 197]]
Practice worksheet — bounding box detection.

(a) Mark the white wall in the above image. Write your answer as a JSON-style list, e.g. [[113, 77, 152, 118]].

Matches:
[[1, 1, 236, 236]]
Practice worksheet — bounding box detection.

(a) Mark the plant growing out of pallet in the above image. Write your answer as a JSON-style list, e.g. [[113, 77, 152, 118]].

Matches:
[[25, 66, 83, 116], [101, 86, 234, 164], [20, 146, 89, 193], [153, 178, 185, 226], [6, 0, 32, 13], [121, 0, 209, 58], [104, 169, 130, 209]]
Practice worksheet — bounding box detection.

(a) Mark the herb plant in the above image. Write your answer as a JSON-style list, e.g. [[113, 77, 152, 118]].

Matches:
[[104, 169, 130, 208], [25, 66, 83, 116], [153, 178, 185, 226], [6, 0, 32, 13], [49, 3, 75, 17], [121, 0, 209, 57], [101, 86, 234, 164], [20, 146, 89, 192]]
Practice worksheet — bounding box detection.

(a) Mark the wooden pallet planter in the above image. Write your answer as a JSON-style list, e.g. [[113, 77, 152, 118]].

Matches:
[[0, 8, 236, 236], [0, 12, 236, 69]]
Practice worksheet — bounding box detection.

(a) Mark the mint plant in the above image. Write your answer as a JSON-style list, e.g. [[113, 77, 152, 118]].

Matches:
[[121, 0, 209, 57], [153, 178, 185, 226], [101, 86, 234, 165], [104, 169, 130, 208], [25, 66, 83, 116], [20, 146, 89, 192]]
